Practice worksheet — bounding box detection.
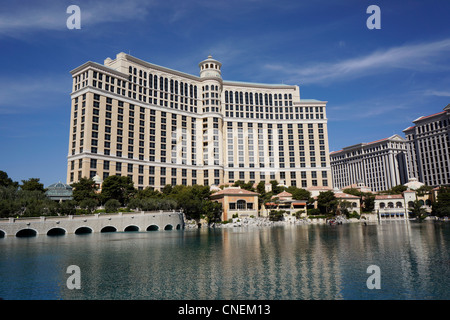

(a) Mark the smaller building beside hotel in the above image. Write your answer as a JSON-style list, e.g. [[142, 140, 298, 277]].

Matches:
[[210, 187, 259, 221], [374, 190, 416, 220], [264, 191, 308, 214]]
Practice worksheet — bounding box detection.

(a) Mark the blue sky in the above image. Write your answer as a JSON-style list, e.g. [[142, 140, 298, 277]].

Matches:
[[1, 0, 449, 187]]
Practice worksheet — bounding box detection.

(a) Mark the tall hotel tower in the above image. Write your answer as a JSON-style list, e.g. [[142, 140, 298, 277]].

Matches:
[[403, 104, 450, 187], [67, 53, 332, 191]]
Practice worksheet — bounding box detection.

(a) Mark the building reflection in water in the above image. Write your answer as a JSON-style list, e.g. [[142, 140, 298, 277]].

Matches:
[[50, 221, 450, 300]]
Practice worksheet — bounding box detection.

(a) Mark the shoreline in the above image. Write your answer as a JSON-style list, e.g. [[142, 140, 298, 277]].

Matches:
[[184, 215, 360, 229]]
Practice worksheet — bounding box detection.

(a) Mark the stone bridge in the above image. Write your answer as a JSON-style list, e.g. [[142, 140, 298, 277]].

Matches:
[[0, 211, 184, 237]]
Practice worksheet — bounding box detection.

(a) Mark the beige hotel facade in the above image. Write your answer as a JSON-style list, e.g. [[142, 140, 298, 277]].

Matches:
[[67, 52, 332, 191]]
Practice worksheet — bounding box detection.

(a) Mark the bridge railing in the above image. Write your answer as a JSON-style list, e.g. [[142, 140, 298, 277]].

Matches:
[[0, 210, 182, 224]]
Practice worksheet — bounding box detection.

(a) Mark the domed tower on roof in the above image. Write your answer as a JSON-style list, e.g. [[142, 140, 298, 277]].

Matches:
[[198, 55, 222, 80]]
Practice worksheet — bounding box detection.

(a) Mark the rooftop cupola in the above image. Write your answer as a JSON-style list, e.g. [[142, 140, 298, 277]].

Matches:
[[199, 55, 222, 79]]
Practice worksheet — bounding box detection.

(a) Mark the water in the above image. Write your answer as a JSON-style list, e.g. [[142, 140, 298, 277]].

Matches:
[[0, 221, 449, 300]]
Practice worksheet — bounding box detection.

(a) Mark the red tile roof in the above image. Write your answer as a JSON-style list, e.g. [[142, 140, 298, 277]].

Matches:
[[415, 110, 446, 122], [211, 187, 258, 197], [274, 191, 292, 198]]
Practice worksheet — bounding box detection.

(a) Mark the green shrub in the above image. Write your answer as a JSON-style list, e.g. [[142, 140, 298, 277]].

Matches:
[[105, 199, 121, 213], [347, 211, 360, 219], [269, 210, 285, 221], [307, 208, 321, 215]]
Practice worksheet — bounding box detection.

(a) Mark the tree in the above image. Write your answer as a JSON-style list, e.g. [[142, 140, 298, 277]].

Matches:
[[100, 175, 136, 206], [317, 191, 337, 215], [416, 185, 433, 197], [270, 180, 285, 195], [59, 200, 77, 215], [337, 200, 352, 216], [105, 199, 121, 213], [384, 185, 407, 195], [269, 210, 285, 221], [0, 171, 18, 189], [256, 181, 266, 195], [362, 193, 375, 212], [20, 178, 45, 192], [286, 186, 312, 202], [161, 184, 173, 196], [342, 188, 363, 197], [79, 198, 98, 214], [432, 187, 450, 218], [136, 187, 162, 199], [203, 200, 222, 226], [410, 200, 428, 222], [233, 180, 255, 192], [71, 177, 98, 203]]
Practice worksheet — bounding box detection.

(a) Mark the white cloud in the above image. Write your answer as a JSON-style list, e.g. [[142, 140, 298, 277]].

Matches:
[[0, 0, 156, 36], [423, 90, 450, 97], [265, 38, 450, 84]]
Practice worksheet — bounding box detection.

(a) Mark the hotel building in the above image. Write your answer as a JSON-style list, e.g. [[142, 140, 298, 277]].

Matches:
[[67, 52, 332, 191], [330, 134, 409, 192], [403, 104, 450, 187]]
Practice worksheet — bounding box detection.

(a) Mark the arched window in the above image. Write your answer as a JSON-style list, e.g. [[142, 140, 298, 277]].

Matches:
[[425, 199, 432, 206], [380, 202, 385, 209], [396, 202, 403, 208], [237, 200, 246, 210], [388, 202, 394, 208], [408, 201, 414, 208]]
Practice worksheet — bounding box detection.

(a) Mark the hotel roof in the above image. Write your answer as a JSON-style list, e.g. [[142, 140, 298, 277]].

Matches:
[[413, 110, 447, 123], [330, 134, 404, 156]]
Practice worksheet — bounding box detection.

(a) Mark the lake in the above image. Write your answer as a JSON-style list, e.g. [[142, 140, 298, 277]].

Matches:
[[0, 220, 449, 300]]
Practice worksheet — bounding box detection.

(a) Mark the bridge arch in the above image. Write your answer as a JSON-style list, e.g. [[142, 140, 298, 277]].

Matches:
[[164, 224, 173, 231], [146, 225, 159, 231], [124, 225, 139, 232], [0, 230, 5, 238], [101, 226, 117, 233], [47, 228, 67, 236], [16, 229, 38, 237], [75, 226, 93, 235], [176, 224, 181, 230]]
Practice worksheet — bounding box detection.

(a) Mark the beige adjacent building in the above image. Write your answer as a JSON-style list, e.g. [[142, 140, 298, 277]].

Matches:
[[67, 52, 332, 191]]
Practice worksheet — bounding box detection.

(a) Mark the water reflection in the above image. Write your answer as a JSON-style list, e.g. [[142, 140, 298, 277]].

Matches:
[[0, 221, 449, 300]]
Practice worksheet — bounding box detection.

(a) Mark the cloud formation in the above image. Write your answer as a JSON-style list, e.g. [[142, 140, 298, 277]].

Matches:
[[265, 38, 450, 84], [0, 0, 155, 36]]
